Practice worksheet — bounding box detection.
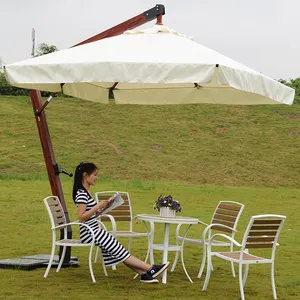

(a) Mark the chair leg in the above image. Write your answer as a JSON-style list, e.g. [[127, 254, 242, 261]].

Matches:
[[202, 251, 212, 291], [94, 247, 99, 263], [88, 245, 96, 283], [171, 249, 180, 272], [271, 262, 277, 299], [44, 242, 56, 278], [56, 246, 67, 272], [238, 263, 245, 300], [179, 224, 193, 282], [171, 233, 180, 272], [197, 242, 206, 279], [100, 248, 108, 277], [242, 264, 249, 287], [128, 237, 132, 252], [230, 261, 236, 278], [230, 243, 236, 277]]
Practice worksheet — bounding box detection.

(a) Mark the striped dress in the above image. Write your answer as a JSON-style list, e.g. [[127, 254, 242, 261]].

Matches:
[[75, 188, 131, 266]]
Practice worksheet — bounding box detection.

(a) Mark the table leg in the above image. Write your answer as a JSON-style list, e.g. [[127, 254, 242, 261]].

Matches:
[[162, 223, 170, 284]]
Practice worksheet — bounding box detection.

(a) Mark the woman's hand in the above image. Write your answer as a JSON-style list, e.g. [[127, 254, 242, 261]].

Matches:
[[97, 200, 111, 211]]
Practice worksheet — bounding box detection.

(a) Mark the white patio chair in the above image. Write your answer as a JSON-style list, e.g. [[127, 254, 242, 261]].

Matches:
[[202, 214, 286, 300], [171, 200, 244, 280], [94, 191, 154, 268], [43, 195, 107, 283]]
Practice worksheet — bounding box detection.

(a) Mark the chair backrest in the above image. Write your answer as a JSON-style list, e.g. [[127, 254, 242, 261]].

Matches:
[[95, 191, 132, 229], [43, 196, 67, 228], [210, 201, 245, 234], [242, 214, 286, 254]]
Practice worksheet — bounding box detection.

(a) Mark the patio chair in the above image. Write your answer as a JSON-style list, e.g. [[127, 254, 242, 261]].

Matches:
[[94, 191, 153, 267], [202, 214, 286, 300], [171, 200, 244, 280], [43, 195, 107, 283]]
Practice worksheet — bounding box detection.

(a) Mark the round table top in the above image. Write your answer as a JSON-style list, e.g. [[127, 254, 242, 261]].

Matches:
[[137, 214, 199, 225]]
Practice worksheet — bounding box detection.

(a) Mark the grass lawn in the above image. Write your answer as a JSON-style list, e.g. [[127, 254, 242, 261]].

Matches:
[[0, 95, 299, 299], [0, 178, 299, 300]]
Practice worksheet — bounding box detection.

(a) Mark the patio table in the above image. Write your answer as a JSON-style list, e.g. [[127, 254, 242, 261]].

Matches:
[[137, 214, 199, 284]]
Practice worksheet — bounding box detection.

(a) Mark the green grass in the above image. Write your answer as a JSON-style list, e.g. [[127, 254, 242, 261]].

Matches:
[[0, 96, 300, 187], [0, 96, 300, 299], [0, 179, 299, 299]]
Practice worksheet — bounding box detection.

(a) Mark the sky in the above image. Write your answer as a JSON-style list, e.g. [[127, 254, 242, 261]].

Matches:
[[0, 0, 299, 80]]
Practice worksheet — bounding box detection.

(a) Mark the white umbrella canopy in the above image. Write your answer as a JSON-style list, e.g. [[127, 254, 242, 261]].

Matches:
[[4, 25, 294, 105]]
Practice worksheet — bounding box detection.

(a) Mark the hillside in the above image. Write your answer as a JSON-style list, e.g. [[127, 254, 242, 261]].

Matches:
[[0, 96, 299, 187]]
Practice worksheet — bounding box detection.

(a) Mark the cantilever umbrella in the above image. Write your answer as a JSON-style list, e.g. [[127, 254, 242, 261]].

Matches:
[[4, 25, 295, 105]]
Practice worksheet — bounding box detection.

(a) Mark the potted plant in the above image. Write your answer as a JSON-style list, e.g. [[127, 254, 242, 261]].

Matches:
[[154, 195, 181, 217]]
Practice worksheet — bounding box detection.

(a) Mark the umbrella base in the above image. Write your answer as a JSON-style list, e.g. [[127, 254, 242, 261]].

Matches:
[[0, 254, 79, 270]]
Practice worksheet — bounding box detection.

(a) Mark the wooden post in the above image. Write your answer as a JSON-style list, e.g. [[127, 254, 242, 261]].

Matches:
[[30, 90, 72, 262]]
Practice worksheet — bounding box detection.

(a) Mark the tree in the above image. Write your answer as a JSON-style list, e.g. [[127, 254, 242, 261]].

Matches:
[[34, 43, 58, 57], [278, 78, 300, 104], [0, 43, 59, 96]]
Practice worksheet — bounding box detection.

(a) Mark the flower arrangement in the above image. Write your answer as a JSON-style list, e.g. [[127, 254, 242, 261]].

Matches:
[[154, 194, 182, 213]]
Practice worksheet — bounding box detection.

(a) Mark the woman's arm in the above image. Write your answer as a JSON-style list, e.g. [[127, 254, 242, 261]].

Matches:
[[77, 201, 110, 222]]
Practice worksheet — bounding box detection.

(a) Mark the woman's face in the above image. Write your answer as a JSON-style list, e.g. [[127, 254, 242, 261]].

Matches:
[[84, 169, 99, 186]]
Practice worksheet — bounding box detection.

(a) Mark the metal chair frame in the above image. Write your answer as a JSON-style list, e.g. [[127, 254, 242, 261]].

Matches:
[[94, 191, 153, 267], [171, 200, 244, 281], [43, 195, 107, 282], [202, 214, 286, 300]]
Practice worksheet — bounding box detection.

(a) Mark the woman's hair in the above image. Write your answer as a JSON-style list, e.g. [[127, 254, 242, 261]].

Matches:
[[72, 162, 98, 202]]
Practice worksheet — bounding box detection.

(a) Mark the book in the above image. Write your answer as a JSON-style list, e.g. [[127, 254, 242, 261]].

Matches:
[[100, 192, 124, 215]]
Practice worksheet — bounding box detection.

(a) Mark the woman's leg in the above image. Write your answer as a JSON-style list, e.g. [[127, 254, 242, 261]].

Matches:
[[123, 255, 152, 274]]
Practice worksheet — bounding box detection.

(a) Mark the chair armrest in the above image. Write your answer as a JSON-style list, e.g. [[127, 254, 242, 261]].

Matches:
[[52, 221, 96, 243], [176, 219, 208, 239], [97, 214, 117, 235], [98, 220, 107, 231], [198, 220, 209, 226], [209, 233, 241, 248], [132, 215, 154, 235], [202, 223, 236, 242]]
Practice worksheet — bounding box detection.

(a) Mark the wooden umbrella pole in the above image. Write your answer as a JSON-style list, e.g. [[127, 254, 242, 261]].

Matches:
[[30, 90, 72, 262]]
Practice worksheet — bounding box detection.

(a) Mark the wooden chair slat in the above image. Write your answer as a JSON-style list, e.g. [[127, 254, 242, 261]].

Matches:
[[112, 205, 130, 210], [248, 231, 277, 236], [53, 216, 66, 225], [48, 199, 61, 206], [251, 225, 280, 230], [246, 237, 275, 243], [253, 219, 282, 225], [211, 225, 233, 233], [215, 208, 239, 217], [53, 211, 65, 218], [104, 211, 131, 216], [213, 213, 236, 223], [211, 219, 234, 228], [50, 205, 63, 213], [97, 195, 129, 201], [99, 199, 129, 205], [100, 216, 131, 222], [245, 243, 274, 248], [218, 203, 242, 212]]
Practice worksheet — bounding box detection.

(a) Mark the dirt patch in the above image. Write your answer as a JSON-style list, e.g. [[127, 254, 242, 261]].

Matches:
[[90, 142, 123, 154], [151, 144, 163, 152], [288, 129, 300, 136], [216, 127, 229, 133], [286, 113, 300, 120]]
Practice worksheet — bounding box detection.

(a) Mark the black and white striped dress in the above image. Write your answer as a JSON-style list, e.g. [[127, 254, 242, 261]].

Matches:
[[75, 188, 131, 266]]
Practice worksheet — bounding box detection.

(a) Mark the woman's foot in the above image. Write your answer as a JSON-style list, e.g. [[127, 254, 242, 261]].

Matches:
[[140, 272, 159, 283], [147, 261, 170, 278]]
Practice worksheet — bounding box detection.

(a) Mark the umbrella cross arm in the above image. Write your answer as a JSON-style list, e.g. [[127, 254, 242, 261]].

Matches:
[[72, 4, 165, 47]]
